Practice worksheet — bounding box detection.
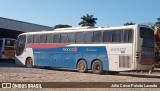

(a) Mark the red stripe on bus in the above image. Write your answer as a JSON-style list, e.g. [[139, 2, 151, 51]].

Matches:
[[28, 44, 69, 48], [139, 59, 155, 65]]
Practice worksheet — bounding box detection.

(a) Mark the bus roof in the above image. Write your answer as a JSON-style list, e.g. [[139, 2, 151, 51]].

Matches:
[[19, 24, 152, 36]]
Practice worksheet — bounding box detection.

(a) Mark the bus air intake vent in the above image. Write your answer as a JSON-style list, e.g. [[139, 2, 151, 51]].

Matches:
[[119, 56, 131, 68]]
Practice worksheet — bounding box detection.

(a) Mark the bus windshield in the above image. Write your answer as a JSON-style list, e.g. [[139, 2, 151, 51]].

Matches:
[[15, 35, 26, 56]]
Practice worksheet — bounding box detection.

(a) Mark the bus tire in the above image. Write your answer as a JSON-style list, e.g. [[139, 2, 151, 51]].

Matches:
[[92, 60, 103, 74], [77, 59, 88, 73], [26, 58, 33, 68]]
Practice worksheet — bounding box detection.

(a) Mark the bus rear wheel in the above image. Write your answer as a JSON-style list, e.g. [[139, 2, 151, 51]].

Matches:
[[92, 60, 103, 74], [77, 59, 88, 73], [26, 58, 33, 68]]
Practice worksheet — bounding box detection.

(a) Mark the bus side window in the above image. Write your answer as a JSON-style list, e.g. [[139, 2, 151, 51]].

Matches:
[[76, 32, 84, 44], [123, 30, 129, 43], [27, 34, 34, 44], [34, 34, 40, 43], [84, 32, 93, 44], [67, 33, 75, 43], [103, 30, 113, 42], [46, 34, 53, 43], [128, 30, 133, 43], [40, 34, 47, 43], [93, 31, 102, 43], [112, 30, 122, 42], [123, 29, 133, 43], [53, 34, 60, 43], [60, 33, 68, 43]]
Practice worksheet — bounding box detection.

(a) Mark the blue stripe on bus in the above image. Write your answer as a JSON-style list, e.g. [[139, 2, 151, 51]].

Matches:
[[32, 45, 109, 71]]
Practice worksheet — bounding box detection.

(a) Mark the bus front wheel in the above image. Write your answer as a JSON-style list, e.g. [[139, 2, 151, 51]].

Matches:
[[26, 58, 33, 68], [77, 59, 88, 73], [92, 60, 103, 74]]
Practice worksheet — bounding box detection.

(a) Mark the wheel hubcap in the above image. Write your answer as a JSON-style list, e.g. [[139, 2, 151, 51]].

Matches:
[[79, 62, 84, 70], [95, 65, 100, 70]]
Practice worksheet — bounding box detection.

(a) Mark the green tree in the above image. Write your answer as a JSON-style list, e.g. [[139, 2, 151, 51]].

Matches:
[[154, 18, 160, 67], [155, 18, 160, 28], [79, 14, 98, 27], [124, 22, 136, 26], [53, 24, 72, 29]]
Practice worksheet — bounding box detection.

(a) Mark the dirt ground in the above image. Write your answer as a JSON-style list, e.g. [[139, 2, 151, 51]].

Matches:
[[0, 62, 160, 91]]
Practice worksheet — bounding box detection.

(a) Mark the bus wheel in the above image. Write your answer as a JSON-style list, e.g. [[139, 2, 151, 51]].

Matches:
[[26, 58, 33, 68], [77, 59, 88, 73], [92, 60, 103, 74]]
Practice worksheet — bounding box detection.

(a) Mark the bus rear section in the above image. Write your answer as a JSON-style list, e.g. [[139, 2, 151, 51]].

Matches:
[[0, 38, 16, 62], [135, 26, 155, 70]]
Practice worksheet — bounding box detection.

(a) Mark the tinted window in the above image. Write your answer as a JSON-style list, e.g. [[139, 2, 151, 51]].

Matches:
[[68, 33, 75, 43], [0, 40, 3, 48], [76, 32, 84, 43], [53, 34, 60, 43], [93, 31, 102, 43], [46, 34, 53, 43], [40, 34, 47, 43], [18, 35, 26, 44], [60, 33, 68, 43], [140, 27, 154, 39], [34, 34, 40, 43], [103, 31, 113, 42], [84, 32, 93, 43], [128, 30, 133, 42], [123, 29, 133, 43], [16, 35, 26, 56], [123, 30, 129, 42], [140, 27, 154, 47], [27, 34, 34, 43], [112, 30, 122, 42]]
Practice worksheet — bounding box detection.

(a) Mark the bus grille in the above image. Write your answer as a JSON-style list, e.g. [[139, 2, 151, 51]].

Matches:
[[119, 56, 131, 68]]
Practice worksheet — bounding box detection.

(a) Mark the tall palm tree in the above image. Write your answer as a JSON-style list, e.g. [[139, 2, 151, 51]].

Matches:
[[79, 14, 98, 27]]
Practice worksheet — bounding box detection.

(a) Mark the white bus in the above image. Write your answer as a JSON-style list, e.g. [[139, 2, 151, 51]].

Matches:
[[0, 38, 16, 62], [15, 25, 155, 74]]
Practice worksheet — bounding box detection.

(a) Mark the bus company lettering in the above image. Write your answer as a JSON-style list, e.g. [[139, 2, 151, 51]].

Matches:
[[141, 51, 154, 55], [111, 48, 126, 53], [86, 48, 97, 52], [62, 47, 77, 52]]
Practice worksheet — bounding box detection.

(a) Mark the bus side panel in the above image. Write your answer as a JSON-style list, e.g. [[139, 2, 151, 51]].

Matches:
[[106, 44, 133, 71], [38, 53, 49, 66], [96, 47, 109, 71], [33, 47, 76, 68], [73, 46, 109, 70], [82, 53, 96, 69], [50, 53, 60, 67], [32, 45, 109, 70], [66, 53, 76, 68]]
